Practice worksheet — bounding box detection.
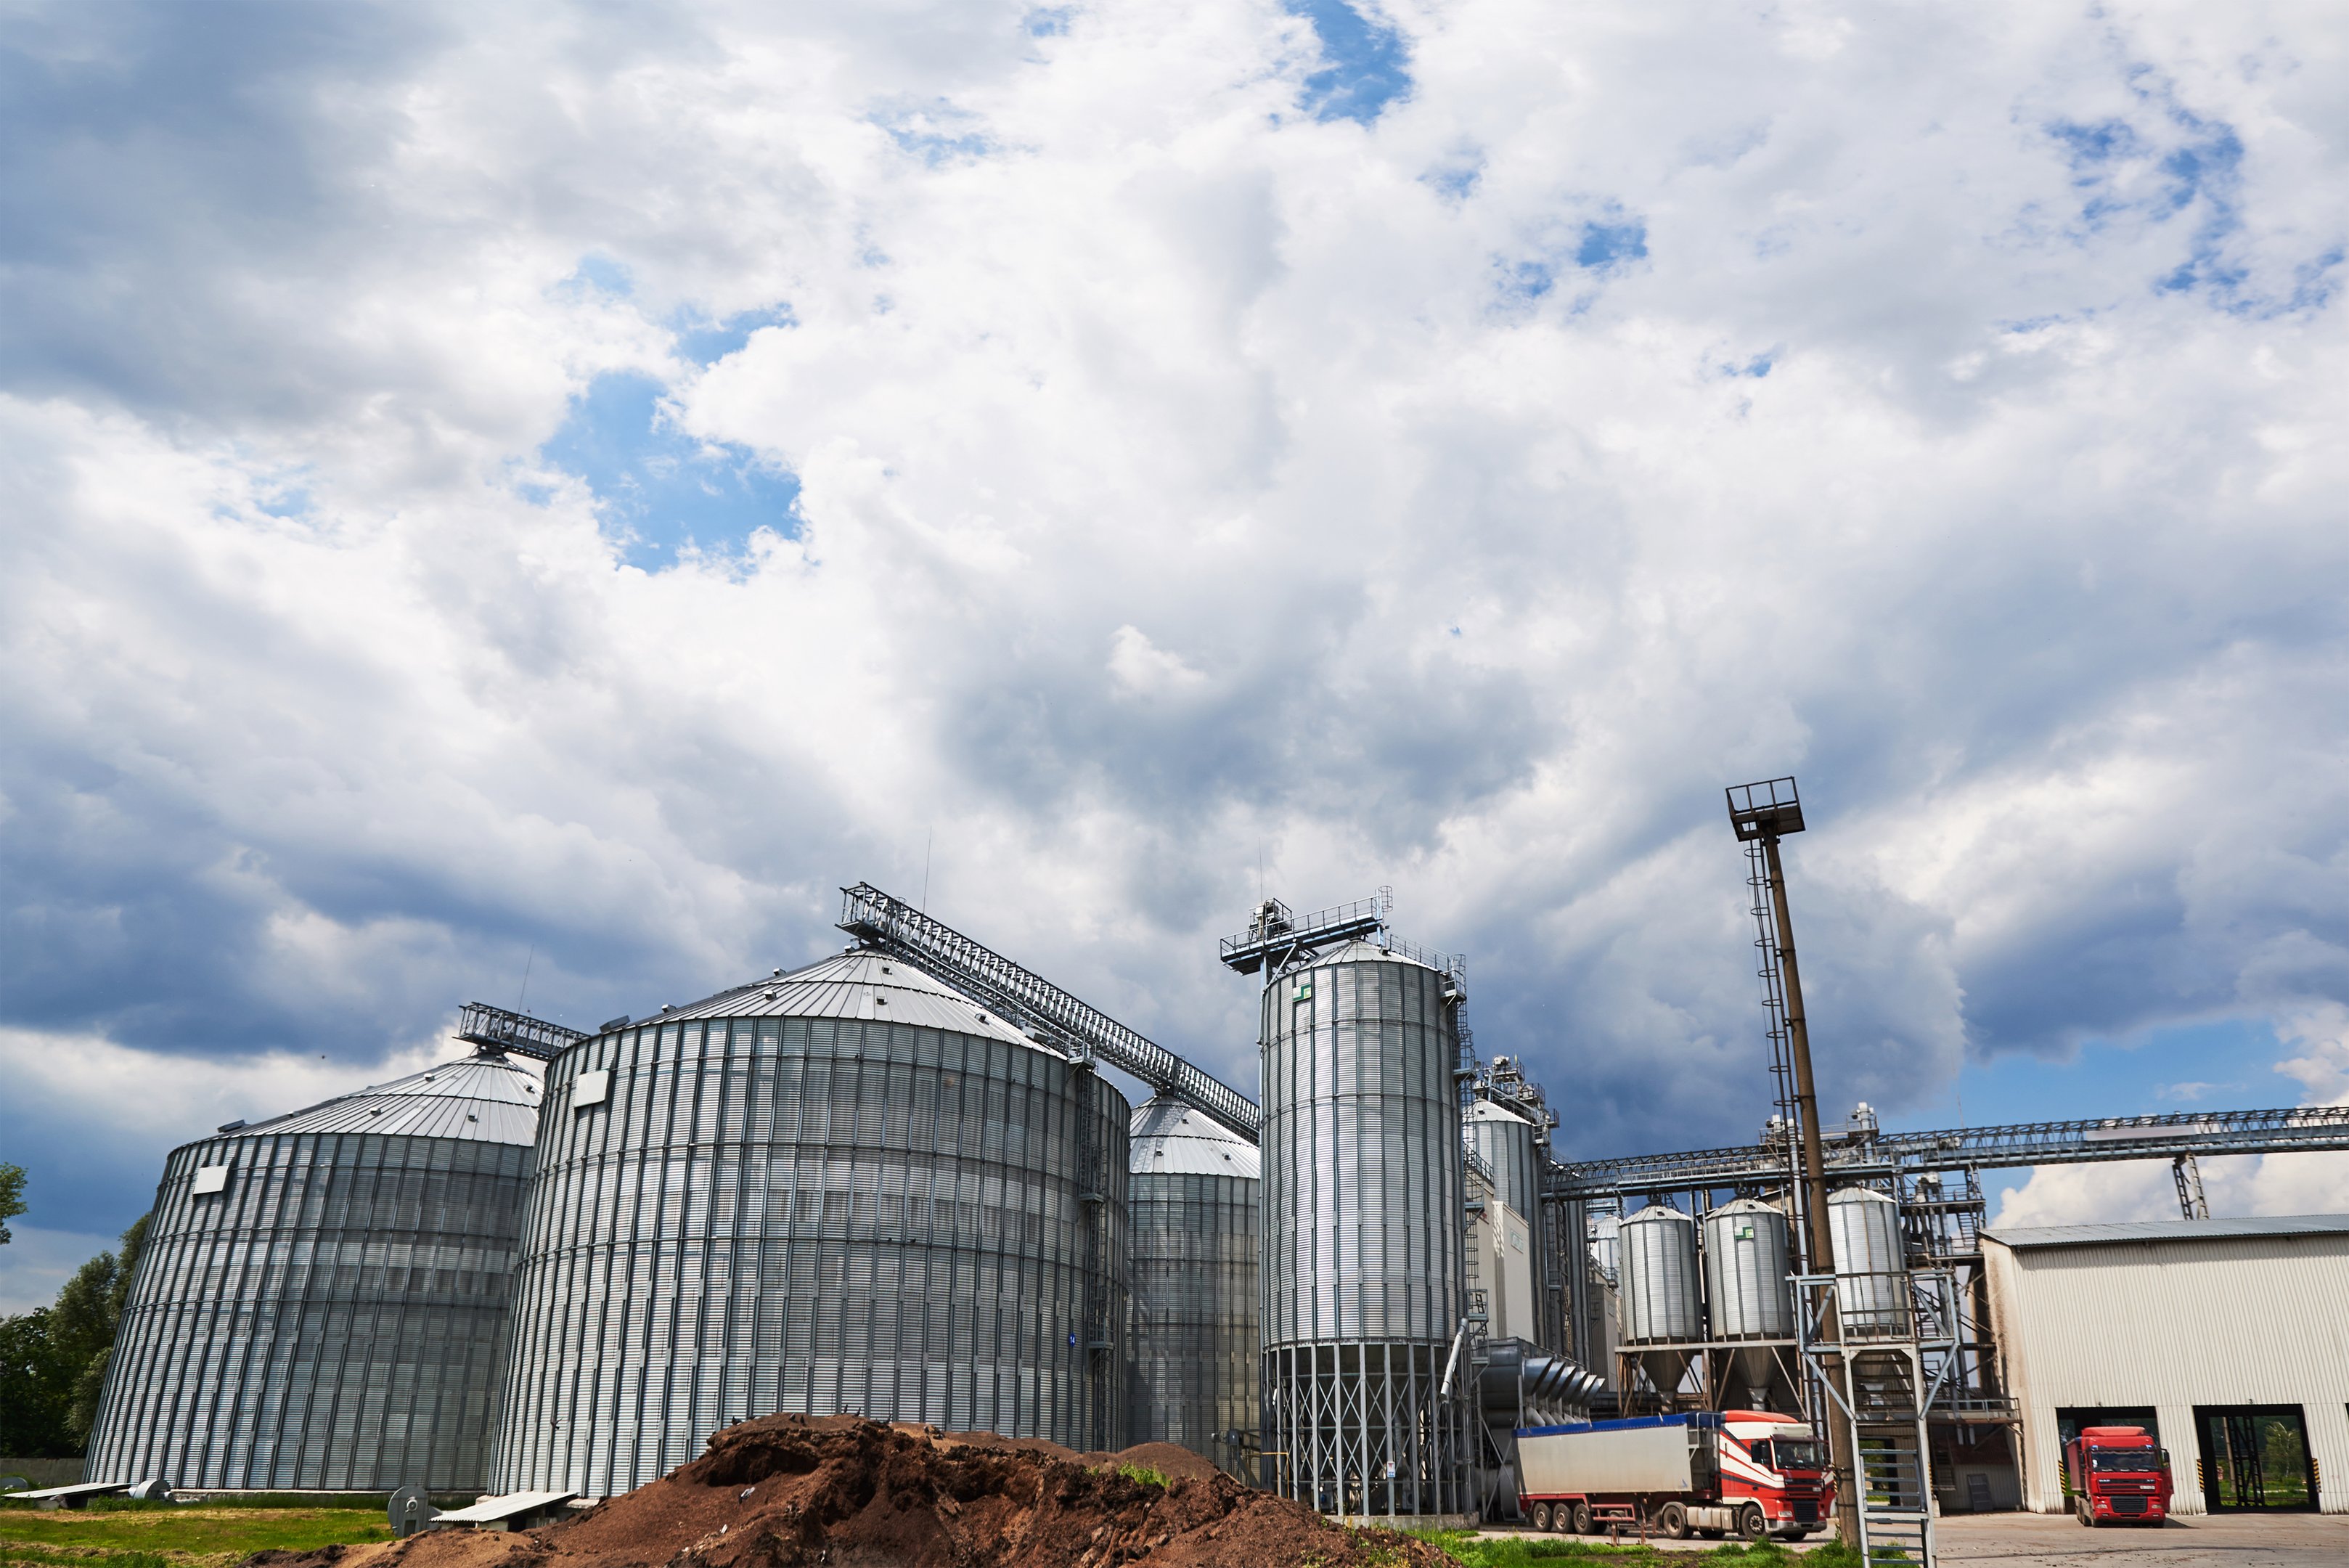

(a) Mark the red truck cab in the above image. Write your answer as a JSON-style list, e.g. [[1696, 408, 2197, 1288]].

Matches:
[[2063, 1426, 2171, 1527]]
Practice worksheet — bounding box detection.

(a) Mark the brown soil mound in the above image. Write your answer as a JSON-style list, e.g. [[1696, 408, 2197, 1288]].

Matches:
[[255, 1416, 1448, 1568]]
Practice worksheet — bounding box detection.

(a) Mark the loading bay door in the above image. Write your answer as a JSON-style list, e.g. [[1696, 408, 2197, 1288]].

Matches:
[[2194, 1405, 2316, 1512]]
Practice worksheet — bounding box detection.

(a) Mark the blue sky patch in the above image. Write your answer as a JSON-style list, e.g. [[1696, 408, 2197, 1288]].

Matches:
[[1288, 0, 1411, 126], [539, 370, 798, 569], [561, 253, 634, 299], [2033, 99, 2336, 316], [672, 303, 795, 367], [873, 101, 994, 166], [1024, 7, 1073, 36], [1574, 219, 1648, 272]]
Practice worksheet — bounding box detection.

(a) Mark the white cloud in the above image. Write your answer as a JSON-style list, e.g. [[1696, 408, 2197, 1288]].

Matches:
[[1, 0, 2348, 1231]]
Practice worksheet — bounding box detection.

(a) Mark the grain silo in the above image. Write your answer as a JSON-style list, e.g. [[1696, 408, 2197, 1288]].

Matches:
[[1464, 1095, 1547, 1348], [1259, 939, 1470, 1522], [491, 950, 1130, 1496], [1616, 1204, 1700, 1403], [1124, 1095, 1259, 1472], [86, 1050, 542, 1491], [1826, 1185, 1910, 1333], [1700, 1197, 1796, 1411]]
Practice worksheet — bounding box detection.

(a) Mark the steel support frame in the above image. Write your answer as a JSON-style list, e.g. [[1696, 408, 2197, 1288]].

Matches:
[[1262, 1341, 1471, 1524]]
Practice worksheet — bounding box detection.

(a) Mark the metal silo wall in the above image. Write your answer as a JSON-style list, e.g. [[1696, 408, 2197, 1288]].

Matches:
[[1700, 1201, 1794, 1341], [86, 1130, 531, 1490], [1125, 1168, 1259, 1471], [1260, 953, 1470, 1519], [1617, 1208, 1701, 1343], [1466, 1107, 1550, 1350], [493, 1015, 1129, 1496]]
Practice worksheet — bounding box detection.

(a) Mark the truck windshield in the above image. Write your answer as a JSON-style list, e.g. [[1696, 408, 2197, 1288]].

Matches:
[[1759, 1440, 1826, 1471], [2090, 1449, 2160, 1473]]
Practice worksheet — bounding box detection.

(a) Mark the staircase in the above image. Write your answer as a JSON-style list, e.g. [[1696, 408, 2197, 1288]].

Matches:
[[1845, 1350, 1934, 1562], [1797, 1274, 1956, 1567]]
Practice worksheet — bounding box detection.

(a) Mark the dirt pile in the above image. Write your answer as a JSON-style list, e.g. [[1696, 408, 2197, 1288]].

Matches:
[[250, 1415, 1450, 1568]]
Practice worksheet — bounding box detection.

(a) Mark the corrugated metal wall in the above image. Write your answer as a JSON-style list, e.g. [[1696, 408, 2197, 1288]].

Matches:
[[86, 1130, 531, 1490], [493, 1013, 1129, 1495], [1127, 1164, 1258, 1469], [1985, 1228, 2349, 1514]]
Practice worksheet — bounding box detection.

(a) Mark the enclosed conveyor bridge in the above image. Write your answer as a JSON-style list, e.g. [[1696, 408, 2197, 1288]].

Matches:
[[838, 882, 1262, 1140], [1548, 1103, 2349, 1199]]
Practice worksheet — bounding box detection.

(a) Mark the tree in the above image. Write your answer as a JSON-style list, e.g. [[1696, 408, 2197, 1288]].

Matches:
[[0, 1213, 152, 1455], [67, 1215, 150, 1443], [0, 1163, 24, 1246]]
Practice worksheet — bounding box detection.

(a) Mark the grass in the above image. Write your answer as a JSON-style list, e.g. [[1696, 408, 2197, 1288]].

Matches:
[[1109, 1462, 1172, 1490], [0, 1505, 390, 1568], [1412, 1528, 1821, 1565]]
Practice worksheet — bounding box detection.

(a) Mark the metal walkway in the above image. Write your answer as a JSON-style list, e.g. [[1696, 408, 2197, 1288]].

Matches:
[[1551, 1103, 2349, 1199]]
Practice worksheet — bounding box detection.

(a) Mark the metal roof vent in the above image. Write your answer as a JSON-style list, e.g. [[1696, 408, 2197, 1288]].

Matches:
[[216, 1119, 247, 1133]]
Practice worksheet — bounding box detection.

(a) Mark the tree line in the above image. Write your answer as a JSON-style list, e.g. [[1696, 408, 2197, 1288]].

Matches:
[[0, 1164, 150, 1458]]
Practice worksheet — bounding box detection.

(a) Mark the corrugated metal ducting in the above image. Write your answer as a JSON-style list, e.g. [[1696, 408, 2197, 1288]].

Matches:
[[491, 951, 1129, 1496], [1259, 940, 1470, 1520], [85, 1054, 542, 1490], [1125, 1095, 1259, 1472]]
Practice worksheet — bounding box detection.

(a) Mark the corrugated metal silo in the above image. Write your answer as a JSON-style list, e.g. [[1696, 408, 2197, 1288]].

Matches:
[[492, 950, 1130, 1496], [1701, 1197, 1797, 1412], [1617, 1204, 1700, 1403], [86, 1052, 542, 1490], [1464, 1098, 1548, 1349], [1827, 1185, 1910, 1332], [1125, 1095, 1259, 1471], [1260, 940, 1470, 1521], [1701, 1198, 1792, 1340]]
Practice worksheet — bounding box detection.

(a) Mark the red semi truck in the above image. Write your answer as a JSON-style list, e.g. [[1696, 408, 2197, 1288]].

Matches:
[[2063, 1426, 2172, 1527], [1515, 1410, 1833, 1541]]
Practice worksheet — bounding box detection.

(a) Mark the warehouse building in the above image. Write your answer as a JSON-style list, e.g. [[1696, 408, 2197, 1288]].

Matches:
[[1982, 1214, 2349, 1516]]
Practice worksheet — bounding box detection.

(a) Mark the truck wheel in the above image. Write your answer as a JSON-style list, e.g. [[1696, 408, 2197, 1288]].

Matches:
[[1657, 1502, 1691, 1540], [1530, 1503, 1552, 1532], [1571, 1503, 1592, 1535], [1740, 1506, 1770, 1541], [2075, 1499, 2092, 1527]]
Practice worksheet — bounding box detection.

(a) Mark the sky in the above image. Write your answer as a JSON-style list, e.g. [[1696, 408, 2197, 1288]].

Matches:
[[4, 0, 2348, 1311]]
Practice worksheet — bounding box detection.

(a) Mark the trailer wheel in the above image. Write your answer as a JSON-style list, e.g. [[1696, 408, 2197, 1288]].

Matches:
[[1657, 1502, 1691, 1540], [1739, 1506, 1770, 1541], [1529, 1503, 1552, 1532], [1571, 1503, 1592, 1535]]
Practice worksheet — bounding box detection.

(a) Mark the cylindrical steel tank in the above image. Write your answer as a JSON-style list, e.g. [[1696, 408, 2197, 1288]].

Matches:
[[1701, 1199, 1793, 1341], [86, 1052, 542, 1490], [1463, 1100, 1540, 1228], [493, 951, 1129, 1496], [1826, 1185, 1910, 1332], [1591, 1214, 1621, 1283], [1466, 1097, 1552, 1352], [1125, 1095, 1259, 1472], [1260, 939, 1469, 1521], [1617, 1205, 1700, 1344]]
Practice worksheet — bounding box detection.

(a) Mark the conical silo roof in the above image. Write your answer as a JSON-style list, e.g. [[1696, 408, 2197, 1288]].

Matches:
[[232, 1050, 543, 1146], [1130, 1094, 1261, 1177], [635, 949, 1054, 1052]]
